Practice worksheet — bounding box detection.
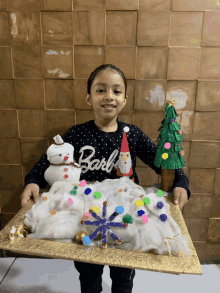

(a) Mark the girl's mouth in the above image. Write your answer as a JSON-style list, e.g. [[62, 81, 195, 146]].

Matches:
[[102, 105, 116, 108]]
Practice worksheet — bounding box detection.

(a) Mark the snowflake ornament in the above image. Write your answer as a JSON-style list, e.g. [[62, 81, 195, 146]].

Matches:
[[81, 201, 128, 248]]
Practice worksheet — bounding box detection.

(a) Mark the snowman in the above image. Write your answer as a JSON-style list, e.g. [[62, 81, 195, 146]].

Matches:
[[44, 134, 81, 190]]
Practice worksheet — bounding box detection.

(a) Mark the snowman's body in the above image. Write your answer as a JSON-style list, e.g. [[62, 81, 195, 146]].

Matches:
[[45, 164, 81, 187], [44, 134, 82, 187]]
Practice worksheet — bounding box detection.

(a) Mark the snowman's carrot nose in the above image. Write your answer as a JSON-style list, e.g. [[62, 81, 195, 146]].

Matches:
[[64, 156, 69, 161]]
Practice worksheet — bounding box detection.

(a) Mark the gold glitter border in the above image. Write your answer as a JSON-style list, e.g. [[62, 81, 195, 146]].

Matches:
[[0, 194, 202, 275]]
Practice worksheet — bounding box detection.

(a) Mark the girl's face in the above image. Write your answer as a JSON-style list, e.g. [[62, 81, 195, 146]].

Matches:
[[86, 69, 128, 122]]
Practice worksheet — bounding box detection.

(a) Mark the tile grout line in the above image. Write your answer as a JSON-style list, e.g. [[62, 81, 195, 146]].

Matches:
[[0, 258, 17, 285]]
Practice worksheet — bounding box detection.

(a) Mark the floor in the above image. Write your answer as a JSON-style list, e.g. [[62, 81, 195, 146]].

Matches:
[[0, 258, 219, 293]]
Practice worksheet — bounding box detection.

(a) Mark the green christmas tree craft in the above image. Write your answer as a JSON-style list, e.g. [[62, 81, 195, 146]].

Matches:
[[154, 95, 185, 192]]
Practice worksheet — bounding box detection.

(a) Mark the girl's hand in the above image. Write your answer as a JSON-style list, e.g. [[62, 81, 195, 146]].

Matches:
[[173, 187, 188, 212], [20, 183, 40, 207]]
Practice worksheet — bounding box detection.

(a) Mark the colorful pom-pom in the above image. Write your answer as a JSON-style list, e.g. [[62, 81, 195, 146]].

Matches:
[[67, 198, 73, 205], [92, 206, 99, 214], [115, 206, 124, 214], [143, 197, 150, 205], [84, 188, 92, 195], [83, 213, 91, 221], [137, 210, 145, 217], [141, 214, 148, 224], [82, 235, 91, 246], [94, 191, 101, 199], [123, 214, 133, 224], [156, 201, 164, 209], [135, 199, 144, 207], [74, 185, 78, 190], [118, 188, 123, 192], [70, 190, 77, 195], [80, 180, 86, 187], [157, 190, 163, 197], [159, 214, 167, 222]]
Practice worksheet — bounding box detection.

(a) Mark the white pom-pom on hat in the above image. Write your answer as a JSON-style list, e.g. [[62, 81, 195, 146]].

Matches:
[[123, 126, 130, 133]]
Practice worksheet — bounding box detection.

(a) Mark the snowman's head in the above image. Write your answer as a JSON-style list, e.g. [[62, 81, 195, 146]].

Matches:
[[47, 135, 74, 164]]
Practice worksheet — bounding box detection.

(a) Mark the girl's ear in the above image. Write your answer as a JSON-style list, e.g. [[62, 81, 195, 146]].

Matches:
[[123, 95, 128, 107], [86, 94, 92, 106]]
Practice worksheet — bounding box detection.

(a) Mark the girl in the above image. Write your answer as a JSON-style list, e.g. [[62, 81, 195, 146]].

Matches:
[[21, 64, 190, 293]]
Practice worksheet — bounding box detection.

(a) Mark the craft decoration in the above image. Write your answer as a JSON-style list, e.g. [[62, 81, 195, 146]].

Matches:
[[44, 134, 81, 186], [21, 131, 191, 259], [81, 201, 128, 248], [154, 95, 185, 192], [116, 126, 134, 181]]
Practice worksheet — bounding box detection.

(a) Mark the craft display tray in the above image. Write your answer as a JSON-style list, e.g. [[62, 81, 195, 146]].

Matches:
[[0, 191, 202, 275]]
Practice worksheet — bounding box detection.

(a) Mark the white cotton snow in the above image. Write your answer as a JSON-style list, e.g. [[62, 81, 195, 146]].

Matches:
[[24, 177, 191, 258]]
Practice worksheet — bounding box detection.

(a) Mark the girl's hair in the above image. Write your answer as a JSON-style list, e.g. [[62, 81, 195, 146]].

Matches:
[[87, 64, 127, 97]]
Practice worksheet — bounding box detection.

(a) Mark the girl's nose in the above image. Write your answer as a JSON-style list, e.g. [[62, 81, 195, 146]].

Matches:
[[64, 156, 69, 161], [105, 89, 114, 100]]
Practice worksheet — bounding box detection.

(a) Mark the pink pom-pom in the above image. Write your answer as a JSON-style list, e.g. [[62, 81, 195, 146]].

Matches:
[[141, 214, 148, 224], [80, 180, 86, 187], [67, 198, 73, 205], [83, 213, 91, 221]]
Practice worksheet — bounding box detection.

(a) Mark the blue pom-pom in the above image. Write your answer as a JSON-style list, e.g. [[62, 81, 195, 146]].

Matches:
[[156, 201, 164, 209], [159, 214, 167, 222], [84, 188, 92, 195], [82, 236, 91, 246], [137, 210, 145, 216], [115, 206, 124, 214]]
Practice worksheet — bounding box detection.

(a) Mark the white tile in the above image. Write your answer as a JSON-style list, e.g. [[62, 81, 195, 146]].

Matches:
[[0, 257, 16, 283], [0, 258, 111, 293], [0, 259, 219, 293]]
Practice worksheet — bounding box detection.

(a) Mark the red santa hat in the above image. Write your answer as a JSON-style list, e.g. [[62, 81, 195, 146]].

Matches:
[[120, 126, 130, 152]]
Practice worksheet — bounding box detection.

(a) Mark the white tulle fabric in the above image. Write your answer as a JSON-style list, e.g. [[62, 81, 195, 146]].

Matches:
[[24, 177, 191, 258]]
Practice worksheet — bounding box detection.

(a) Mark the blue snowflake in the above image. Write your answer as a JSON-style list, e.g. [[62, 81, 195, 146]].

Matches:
[[81, 201, 127, 248]]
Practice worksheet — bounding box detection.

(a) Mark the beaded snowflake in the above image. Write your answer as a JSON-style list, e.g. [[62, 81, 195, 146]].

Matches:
[[81, 201, 128, 248]]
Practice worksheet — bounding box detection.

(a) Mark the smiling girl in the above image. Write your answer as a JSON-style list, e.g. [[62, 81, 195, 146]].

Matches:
[[21, 64, 190, 293]]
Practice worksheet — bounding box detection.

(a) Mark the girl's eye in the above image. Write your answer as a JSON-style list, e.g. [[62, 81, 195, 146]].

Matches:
[[96, 89, 121, 94]]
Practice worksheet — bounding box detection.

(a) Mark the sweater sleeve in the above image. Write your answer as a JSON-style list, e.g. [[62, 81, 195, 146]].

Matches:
[[24, 126, 75, 190], [135, 127, 191, 200]]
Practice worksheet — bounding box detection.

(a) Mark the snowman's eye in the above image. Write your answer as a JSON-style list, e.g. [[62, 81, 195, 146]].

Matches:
[[59, 154, 62, 156], [67, 153, 69, 155]]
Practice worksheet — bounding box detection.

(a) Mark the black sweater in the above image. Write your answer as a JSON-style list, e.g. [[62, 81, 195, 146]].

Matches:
[[24, 119, 191, 200]]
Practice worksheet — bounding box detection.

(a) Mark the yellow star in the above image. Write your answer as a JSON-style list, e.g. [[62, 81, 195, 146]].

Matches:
[[167, 95, 177, 108]]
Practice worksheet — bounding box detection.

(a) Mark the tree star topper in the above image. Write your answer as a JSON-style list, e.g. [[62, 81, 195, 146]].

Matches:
[[168, 95, 177, 108], [81, 201, 128, 248]]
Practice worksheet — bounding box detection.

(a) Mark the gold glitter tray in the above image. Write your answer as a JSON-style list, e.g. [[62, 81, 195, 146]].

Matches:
[[0, 192, 202, 275]]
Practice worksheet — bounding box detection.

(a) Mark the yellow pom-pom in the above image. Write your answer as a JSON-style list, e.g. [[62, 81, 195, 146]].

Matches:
[[162, 153, 168, 160], [135, 199, 144, 207], [92, 206, 99, 213]]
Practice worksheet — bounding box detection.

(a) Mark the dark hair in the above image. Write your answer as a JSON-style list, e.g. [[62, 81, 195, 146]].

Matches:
[[87, 64, 127, 97]]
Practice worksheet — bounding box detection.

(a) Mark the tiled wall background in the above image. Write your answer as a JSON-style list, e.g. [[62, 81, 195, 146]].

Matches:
[[0, 0, 220, 263]]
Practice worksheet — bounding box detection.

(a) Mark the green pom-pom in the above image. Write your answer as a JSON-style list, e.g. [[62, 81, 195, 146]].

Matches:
[[157, 190, 163, 197], [94, 192, 101, 199], [123, 214, 133, 224], [70, 190, 77, 195], [143, 197, 150, 205], [74, 185, 78, 190]]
